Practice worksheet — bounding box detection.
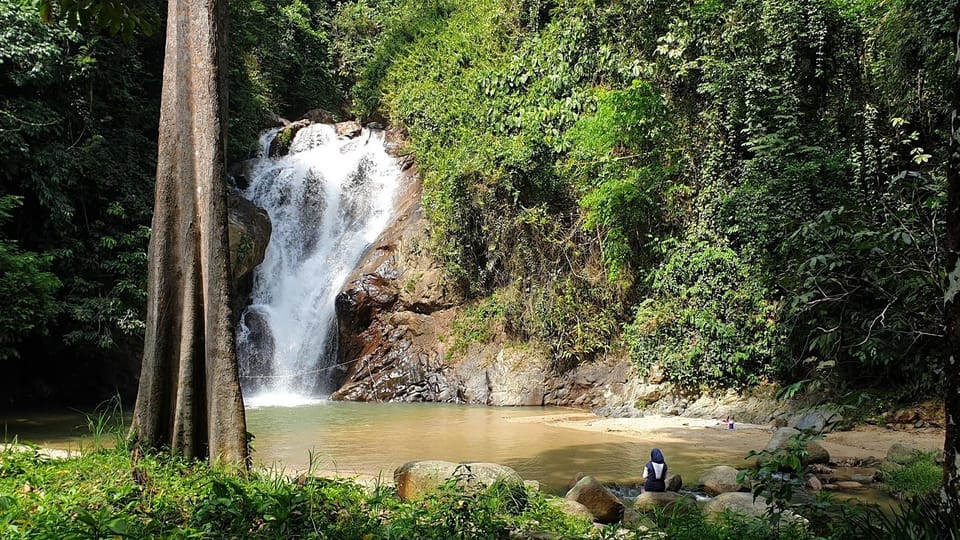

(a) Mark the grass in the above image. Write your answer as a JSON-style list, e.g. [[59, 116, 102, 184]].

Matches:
[[880, 451, 942, 499]]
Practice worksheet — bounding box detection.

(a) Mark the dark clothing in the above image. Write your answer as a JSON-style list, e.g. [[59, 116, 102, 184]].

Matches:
[[643, 448, 668, 492]]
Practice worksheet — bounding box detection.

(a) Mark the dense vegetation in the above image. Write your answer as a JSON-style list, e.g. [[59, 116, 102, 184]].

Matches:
[[0, 0, 343, 405], [0, 0, 953, 404], [2, 443, 954, 539], [335, 0, 953, 395]]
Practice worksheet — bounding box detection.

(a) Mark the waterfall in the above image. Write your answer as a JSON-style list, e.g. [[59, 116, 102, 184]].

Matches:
[[237, 124, 401, 405]]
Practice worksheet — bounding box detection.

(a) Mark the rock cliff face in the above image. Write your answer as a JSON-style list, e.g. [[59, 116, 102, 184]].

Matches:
[[330, 136, 788, 421]]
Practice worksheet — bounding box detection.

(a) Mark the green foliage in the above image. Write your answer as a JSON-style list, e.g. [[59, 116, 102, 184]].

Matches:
[[0, 0, 158, 399], [739, 430, 820, 527], [625, 239, 783, 390], [344, 0, 951, 394], [228, 0, 344, 159], [845, 493, 960, 540], [0, 196, 60, 360], [879, 451, 942, 499]]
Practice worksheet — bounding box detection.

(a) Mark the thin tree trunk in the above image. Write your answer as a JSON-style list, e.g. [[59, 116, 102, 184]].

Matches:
[[130, 0, 247, 466], [944, 0, 960, 503]]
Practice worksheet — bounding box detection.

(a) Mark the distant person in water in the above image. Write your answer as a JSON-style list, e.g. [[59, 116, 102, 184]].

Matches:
[[642, 448, 668, 492], [727, 416, 735, 430]]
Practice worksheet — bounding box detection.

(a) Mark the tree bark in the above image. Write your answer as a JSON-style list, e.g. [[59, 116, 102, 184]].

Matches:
[[944, 0, 960, 503], [130, 0, 247, 466]]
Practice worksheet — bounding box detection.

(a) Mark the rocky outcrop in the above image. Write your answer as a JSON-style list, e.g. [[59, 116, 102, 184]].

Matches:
[[335, 120, 363, 138], [564, 475, 624, 524], [393, 460, 523, 501], [227, 192, 271, 323], [268, 119, 310, 157], [697, 466, 744, 496], [331, 154, 463, 401]]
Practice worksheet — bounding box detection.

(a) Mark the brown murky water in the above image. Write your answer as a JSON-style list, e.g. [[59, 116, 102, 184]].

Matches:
[[1, 402, 745, 493], [243, 402, 749, 493]]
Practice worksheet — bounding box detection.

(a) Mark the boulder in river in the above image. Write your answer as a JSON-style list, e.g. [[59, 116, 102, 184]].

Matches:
[[666, 473, 682, 492], [762, 427, 830, 466], [697, 465, 744, 495], [633, 491, 693, 515], [394, 460, 524, 501], [564, 475, 624, 524]]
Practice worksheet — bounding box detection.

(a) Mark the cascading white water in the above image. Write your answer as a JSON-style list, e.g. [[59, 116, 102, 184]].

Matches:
[[237, 124, 401, 405]]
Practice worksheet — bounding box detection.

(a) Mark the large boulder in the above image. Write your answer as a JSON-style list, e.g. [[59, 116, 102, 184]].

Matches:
[[335, 120, 362, 138], [789, 408, 842, 433], [547, 497, 594, 522], [227, 193, 271, 325], [564, 475, 624, 524], [763, 427, 830, 466], [268, 119, 310, 157], [697, 466, 744, 496], [228, 193, 271, 287], [633, 491, 693, 515], [300, 108, 336, 124], [393, 460, 523, 501], [666, 474, 683, 492], [886, 443, 922, 465], [702, 492, 769, 520]]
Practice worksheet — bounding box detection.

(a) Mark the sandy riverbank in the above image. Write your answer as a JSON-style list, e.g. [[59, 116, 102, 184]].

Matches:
[[508, 411, 944, 462]]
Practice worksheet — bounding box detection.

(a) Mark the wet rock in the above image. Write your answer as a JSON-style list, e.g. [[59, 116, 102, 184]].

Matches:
[[762, 427, 830, 466], [833, 481, 864, 490], [228, 193, 271, 287], [227, 193, 271, 325], [698, 466, 744, 496], [269, 119, 310, 157], [393, 460, 523, 501], [805, 474, 822, 492], [264, 111, 289, 128], [666, 474, 682, 492], [336, 120, 363, 138], [565, 475, 624, 524]]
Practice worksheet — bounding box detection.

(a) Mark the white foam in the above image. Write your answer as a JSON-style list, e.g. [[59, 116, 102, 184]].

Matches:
[[244, 392, 326, 409]]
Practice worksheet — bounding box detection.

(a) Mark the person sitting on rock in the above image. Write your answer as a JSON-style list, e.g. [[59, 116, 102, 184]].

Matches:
[[642, 448, 668, 492]]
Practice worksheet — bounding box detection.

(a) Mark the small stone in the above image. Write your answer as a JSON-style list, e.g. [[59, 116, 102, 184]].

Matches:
[[805, 475, 822, 492], [834, 481, 864, 490]]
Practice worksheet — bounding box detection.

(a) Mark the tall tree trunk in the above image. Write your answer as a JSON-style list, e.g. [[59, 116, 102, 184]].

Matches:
[[944, 0, 960, 503], [130, 0, 247, 466]]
